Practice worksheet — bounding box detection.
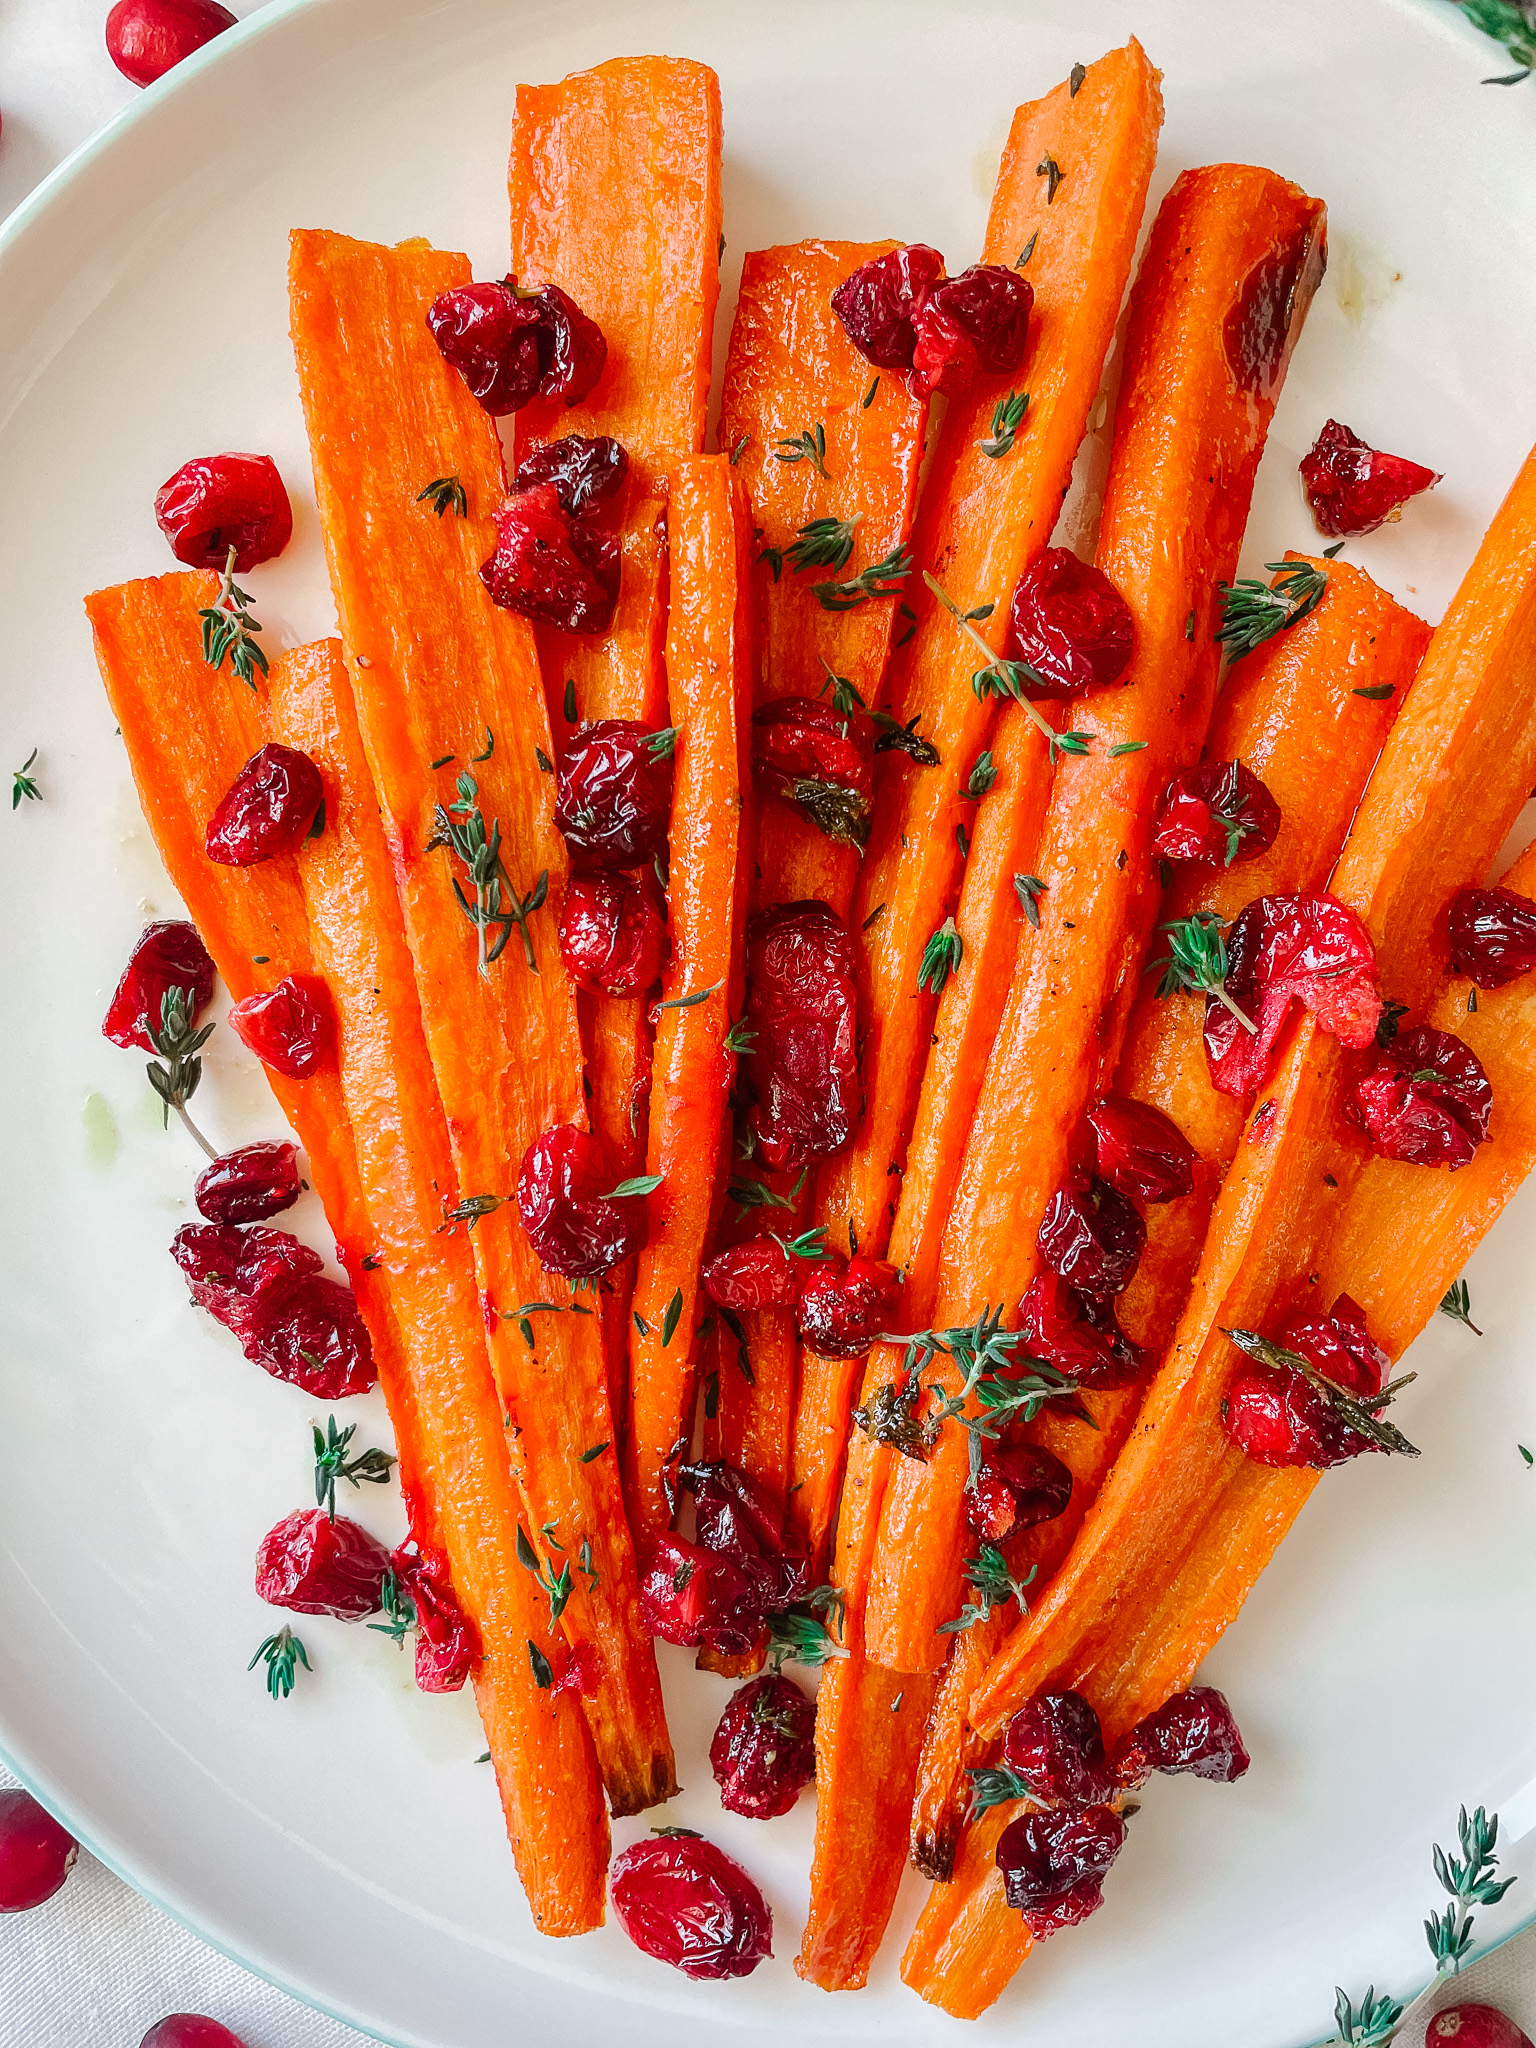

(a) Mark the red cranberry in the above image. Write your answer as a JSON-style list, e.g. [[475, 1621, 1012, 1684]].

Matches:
[[1002, 1691, 1116, 1806], [751, 697, 874, 847], [1112, 1685, 1250, 1787], [512, 434, 629, 518], [1351, 1025, 1492, 1170], [428, 276, 605, 416], [1037, 1180, 1145, 1299], [1204, 893, 1382, 1098], [558, 871, 667, 995], [391, 1543, 478, 1691], [555, 719, 673, 869], [709, 1674, 816, 1819], [909, 265, 1033, 396], [795, 1253, 902, 1358], [1300, 419, 1441, 538], [744, 901, 861, 1170], [194, 1142, 302, 1224], [172, 1220, 319, 1295], [1429, 2007, 1536, 2048], [228, 976, 330, 1079], [516, 1122, 646, 1279], [963, 1443, 1074, 1544], [172, 1223, 376, 1399], [255, 1508, 390, 1620], [830, 243, 948, 369], [103, 921, 216, 1052], [1449, 885, 1536, 990], [1018, 1877, 1111, 1938], [106, 0, 235, 86], [1152, 759, 1282, 869], [610, 1832, 772, 1981], [1005, 547, 1136, 695], [154, 453, 292, 572], [680, 1460, 812, 1613], [1280, 1293, 1387, 1398], [481, 481, 620, 635], [701, 1237, 799, 1314], [0, 1789, 78, 1912], [638, 1533, 761, 1655], [1085, 1096, 1196, 1205], [549, 1639, 601, 1700], [1017, 1272, 1148, 1390], [140, 2021, 250, 2048], [996, 1804, 1126, 1921], [205, 744, 324, 865], [1222, 1360, 1367, 1469]]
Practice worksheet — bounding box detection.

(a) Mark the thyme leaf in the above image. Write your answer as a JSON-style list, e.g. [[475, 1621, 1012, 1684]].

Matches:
[[978, 390, 1029, 459], [1216, 559, 1328, 661], [12, 748, 40, 809], [871, 709, 940, 764], [772, 423, 828, 477], [1149, 912, 1257, 1034], [918, 915, 963, 994], [813, 544, 914, 614], [1015, 873, 1046, 926], [966, 750, 997, 799], [1458, 0, 1536, 80], [786, 515, 862, 573], [417, 473, 467, 518], [199, 545, 269, 690], [249, 1624, 310, 1701], [937, 1544, 1036, 1634], [1328, 1985, 1405, 2047], [146, 986, 217, 1159], [1036, 153, 1064, 202], [312, 1415, 397, 1521], [968, 1764, 1036, 1815], [608, 1174, 663, 1200], [1438, 1278, 1482, 1335], [425, 771, 545, 975]]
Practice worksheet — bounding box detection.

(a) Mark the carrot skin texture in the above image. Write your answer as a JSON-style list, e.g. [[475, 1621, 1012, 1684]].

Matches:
[[900, 1801, 1032, 2019]]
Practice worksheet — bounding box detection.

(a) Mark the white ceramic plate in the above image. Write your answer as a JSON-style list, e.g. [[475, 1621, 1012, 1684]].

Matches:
[[3, 2, 1535, 2042]]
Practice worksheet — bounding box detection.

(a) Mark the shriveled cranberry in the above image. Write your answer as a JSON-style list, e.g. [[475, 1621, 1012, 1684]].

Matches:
[[103, 920, 216, 1051], [996, 1803, 1126, 1926], [680, 1460, 812, 1614], [1300, 419, 1441, 538], [140, 2019, 249, 2048], [1002, 1690, 1116, 1806], [910, 265, 1033, 396], [1037, 1180, 1145, 1299], [1221, 1325, 1378, 1470], [172, 1222, 376, 1399], [963, 1443, 1074, 1544], [701, 1237, 799, 1314], [638, 1533, 761, 1655], [1018, 1877, 1111, 1937], [1205, 893, 1382, 1097], [555, 719, 673, 869], [709, 1673, 816, 1819], [228, 976, 330, 1078], [1112, 1685, 1250, 1787], [154, 453, 292, 572], [172, 1220, 318, 1294], [558, 871, 667, 995], [1281, 1293, 1387, 1398], [751, 696, 874, 848], [830, 243, 947, 369], [194, 1142, 302, 1224], [255, 1508, 390, 1620], [1449, 885, 1536, 990], [1428, 2007, 1535, 2048], [745, 901, 861, 1170], [610, 1832, 772, 1981], [428, 276, 605, 416], [1152, 759, 1281, 869], [1017, 1272, 1147, 1390], [1005, 547, 1135, 695], [106, 0, 235, 86], [0, 1789, 78, 1912], [1085, 1096, 1196, 1205], [205, 744, 324, 865], [527, 282, 607, 405], [481, 481, 620, 634], [516, 1122, 645, 1278], [795, 1253, 902, 1358], [1351, 1024, 1492, 1169], [391, 1542, 477, 1691], [513, 434, 629, 518]]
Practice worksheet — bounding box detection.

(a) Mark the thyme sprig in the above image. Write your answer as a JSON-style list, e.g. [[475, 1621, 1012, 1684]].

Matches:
[[249, 1624, 310, 1701], [918, 915, 963, 994], [1222, 1328, 1421, 1458], [369, 1569, 416, 1646], [938, 1544, 1036, 1634], [1438, 1278, 1482, 1335], [516, 1524, 574, 1625], [1216, 559, 1328, 662], [728, 1169, 806, 1215], [765, 1584, 849, 1674], [12, 748, 40, 809], [1328, 1987, 1404, 2047], [1459, 0, 1536, 81], [786, 515, 861, 573], [146, 986, 217, 1159], [1426, 1804, 1517, 1970], [968, 1763, 1037, 1815], [813, 544, 914, 614], [1150, 913, 1257, 1034], [417, 473, 468, 517], [925, 572, 1092, 761], [773, 424, 828, 476], [425, 770, 546, 975], [199, 545, 269, 690], [312, 1415, 398, 1521], [888, 1307, 1082, 1481], [978, 390, 1029, 459], [1015, 873, 1046, 927]]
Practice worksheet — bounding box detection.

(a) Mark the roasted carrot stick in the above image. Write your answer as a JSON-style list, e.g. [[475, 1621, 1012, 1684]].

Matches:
[[289, 226, 674, 1814], [900, 1801, 1031, 2019]]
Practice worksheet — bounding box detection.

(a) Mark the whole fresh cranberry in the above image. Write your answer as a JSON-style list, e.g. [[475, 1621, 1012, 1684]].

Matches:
[[255, 1508, 391, 1620], [709, 1673, 816, 1819], [481, 482, 620, 634], [1351, 1025, 1492, 1170], [909, 265, 1033, 396], [1002, 1691, 1116, 1806], [1280, 1293, 1387, 1398], [154, 453, 292, 571], [1037, 1180, 1145, 1299], [516, 1122, 646, 1278], [1085, 1096, 1196, 1205], [830, 243, 948, 369], [194, 1142, 302, 1224], [996, 1804, 1126, 1924], [228, 976, 330, 1078], [1449, 885, 1536, 990], [103, 921, 216, 1051], [1005, 547, 1136, 695], [555, 719, 673, 868], [1222, 1354, 1370, 1470], [0, 1790, 78, 1912], [205, 744, 324, 865], [140, 2020, 250, 2048], [1112, 1685, 1250, 1786], [963, 1443, 1074, 1544], [638, 1533, 760, 1655], [745, 901, 861, 1170], [751, 697, 874, 848], [558, 871, 668, 995], [1300, 419, 1441, 538], [512, 434, 629, 518], [680, 1460, 812, 1614], [171, 1222, 376, 1399], [1017, 1272, 1147, 1390], [1152, 759, 1282, 869], [106, 0, 236, 87], [428, 276, 605, 415], [1204, 893, 1382, 1097], [701, 1237, 799, 1314], [610, 1832, 772, 1980], [391, 1543, 477, 1691], [1428, 2007, 1535, 2048], [795, 1253, 902, 1358]]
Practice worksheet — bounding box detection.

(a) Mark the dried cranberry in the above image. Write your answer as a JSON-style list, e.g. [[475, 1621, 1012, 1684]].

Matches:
[[555, 719, 673, 868], [963, 1443, 1074, 1544], [1152, 759, 1282, 869], [558, 871, 668, 995], [610, 1832, 772, 1981], [1448, 885, 1536, 990], [529, 282, 608, 405], [744, 901, 861, 1170], [1002, 1691, 1116, 1806], [1300, 419, 1441, 538], [194, 1142, 302, 1225], [795, 1253, 902, 1358], [0, 1789, 78, 1912], [680, 1460, 812, 1614], [1037, 1180, 1145, 1299], [751, 696, 874, 848], [140, 2020, 249, 2048], [205, 744, 324, 866], [1351, 1024, 1492, 1170], [1428, 2008, 1535, 2048], [255, 1508, 390, 1620], [830, 243, 947, 369], [1019, 1877, 1110, 1938], [103, 921, 216, 1051], [228, 976, 330, 1078], [391, 1543, 478, 1691], [481, 481, 620, 634], [516, 1122, 646, 1278], [1205, 893, 1382, 1098], [709, 1674, 816, 1820], [512, 434, 629, 518], [910, 265, 1033, 396], [1017, 1272, 1148, 1390], [154, 453, 292, 572], [428, 276, 605, 416], [1112, 1685, 1250, 1787], [1221, 1349, 1371, 1469], [638, 1533, 761, 1655], [1005, 548, 1135, 695], [996, 1804, 1126, 1923], [172, 1220, 318, 1294], [1280, 1293, 1387, 1398], [1085, 1096, 1196, 1205], [105, 0, 235, 86], [171, 1222, 376, 1399], [701, 1237, 799, 1314]]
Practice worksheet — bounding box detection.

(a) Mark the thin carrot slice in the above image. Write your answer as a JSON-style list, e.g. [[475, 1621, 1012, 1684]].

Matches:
[[900, 1801, 1031, 2019]]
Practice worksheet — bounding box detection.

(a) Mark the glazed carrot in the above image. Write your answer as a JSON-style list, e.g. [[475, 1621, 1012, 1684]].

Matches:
[[289, 227, 674, 1815], [900, 1801, 1031, 2019], [624, 456, 757, 1541], [864, 163, 1329, 1676]]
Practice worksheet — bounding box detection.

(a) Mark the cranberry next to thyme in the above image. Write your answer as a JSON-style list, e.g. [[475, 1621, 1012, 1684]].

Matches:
[[555, 719, 673, 869], [228, 976, 331, 1078], [1002, 1690, 1116, 1807], [102, 921, 216, 1051], [1448, 884, 1536, 990], [205, 743, 324, 865], [795, 1252, 902, 1358], [1152, 759, 1281, 870], [1017, 1271, 1148, 1390], [194, 1142, 302, 1225], [254, 1508, 392, 1621], [1005, 547, 1136, 695], [751, 695, 875, 848], [1203, 893, 1383, 1098], [516, 1122, 647, 1278], [1351, 1025, 1493, 1169], [154, 452, 292, 571], [710, 1673, 816, 1820]]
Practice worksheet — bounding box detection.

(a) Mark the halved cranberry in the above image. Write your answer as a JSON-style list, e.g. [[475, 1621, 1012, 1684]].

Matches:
[[1005, 547, 1135, 695], [610, 1832, 773, 1981], [963, 1443, 1074, 1544], [428, 276, 605, 416], [1017, 1271, 1147, 1390], [795, 1253, 902, 1358], [996, 1804, 1126, 1925], [1428, 2008, 1536, 2048], [171, 1222, 376, 1399], [513, 434, 629, 518], [558, 872, 668, 996], [709, 1673, 816, 1819], [103, 921, 216, 1051], [255, 1507, 390, 1620], [0, 1789, 78, 1912], [1449, 885, 1536, 990], [1280, 1293, 1387, 1398], [1037, 1180, 1145, 1299], [106, 0, 236, 87], [745, 901, 861, 1170], [1002, 1690, 1116, 1806], [1205, 893, 1382, 1098], [910, 265, 1033, 396], [751, 696, 874, 848], [701, 1237, 798, 1314], [205, 744, 324, 865], [1085, 1096, 1196, 1205], [516, 1122, 645, 1278], [1300, 419, 1441, 538], [1351, 1024, 1492, 1169], [638, 1533, 760, 1655], [154, 453, 292, 571], [555, 719, 673, 869], [194, 1142, 302, 1225], [680, 1460, 812, 1613], [140, 2021, 249, 2048], [228, 976, 330, 1078], [830, 243, 948, 369], [1112, 1685, 1250, 1787], [1152, 760, 1281, 869], [391, 1542, 478, 1692], [481, 481, 620, 634]]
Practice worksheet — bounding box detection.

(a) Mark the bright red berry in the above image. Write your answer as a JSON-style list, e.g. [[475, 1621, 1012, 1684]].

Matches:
[[390, 1543, 478, 1692], [638, 1533, 761, 1656], [1152, 759, 1281, 869], [1300, 419, 1440, 538], [481, 482, 621, 634], [1204, 893, 1382, 1098], [1448, 885, 1536, 990], [0, 1790, 78, 1912], [428, 277, 605, 416], [610, 1832, 772, 1980], [1351, 1025, 1492, 1170], [255, 1508, 391, 1620], [1281, 1293, 1388, 1398], [512, 433, 629, 517], [680, 1460, 812, 1615], [909, 265, 1033, 396], [139, 2019, 250, 2048], [194, 1142, 302, 1225], [1005, 547, 1136, 696], [963, 1443, 1074, 1544], [516, 1122, 646, 1279], [557, 871, 668, 995], [830, 244, 948, 369], [205, 744, 324, 865], [1017, 1271, 1147, 1390], [227, 977, 330, 1078], [171, 1223, 376, 1399], [744, 901, 861, 1170], [710, 1674, 816, 1820], [1220, 1303, 1386, 1471], [154, 453, 292, 571], [995, 1804, 1126, 1930], [106, 0, 236, 87], [103, 921, 216, 1051], [751, 696, 874, 848], [1428, 2007, 1535, 2048], [701, 1237, 799, 1314], [1037, 1180, 1145, 1299], [1112, 1685, 1250, 1787], [1085, 1095, 1196, 1204], [795, 1253, 902, 1358], [555, 719, 673, 868], [1002, 1690, 1116, 1806]]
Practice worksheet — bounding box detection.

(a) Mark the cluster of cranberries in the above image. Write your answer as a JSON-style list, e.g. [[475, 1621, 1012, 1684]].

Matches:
[[831, 243, 1033, 398], [1300, 418, 1441, 538], [1222, 1294, 1392, 1468], [703, 1234, 901, 1359], [640, 1459, 811, 1658]]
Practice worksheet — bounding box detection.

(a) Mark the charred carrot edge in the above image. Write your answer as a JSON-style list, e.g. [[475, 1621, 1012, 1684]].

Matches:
[[865, 162, 1329, 1676], [289, 226, 674, 1815]]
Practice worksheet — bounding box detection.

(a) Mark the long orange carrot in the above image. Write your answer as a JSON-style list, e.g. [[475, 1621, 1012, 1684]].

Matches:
[[900, 1802, 1031, 2019]]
